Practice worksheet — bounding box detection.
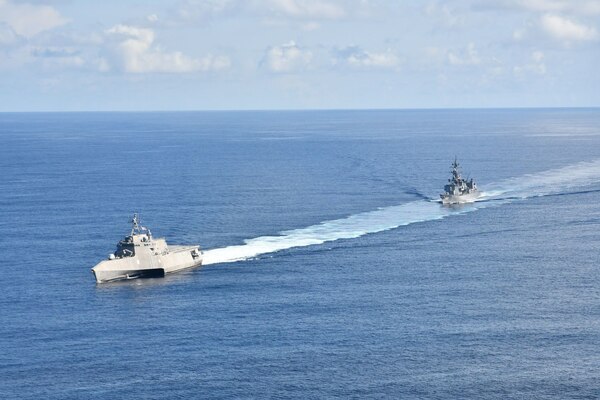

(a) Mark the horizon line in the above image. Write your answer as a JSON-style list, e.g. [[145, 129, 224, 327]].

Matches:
[[1, 106, 599, 114]]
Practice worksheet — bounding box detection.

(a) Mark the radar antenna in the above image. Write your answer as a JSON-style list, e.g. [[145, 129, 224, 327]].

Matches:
[[452, 156, 459, 169], [131, 213, 141, 235], [130, 213, 152, 237]]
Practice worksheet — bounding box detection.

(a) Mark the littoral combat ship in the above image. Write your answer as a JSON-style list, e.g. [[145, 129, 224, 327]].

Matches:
[[92, 214, 202, 283], [440, 158, 480, 204]]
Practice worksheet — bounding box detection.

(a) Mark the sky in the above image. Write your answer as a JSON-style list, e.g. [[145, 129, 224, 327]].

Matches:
[[0, 0, 598, 111]]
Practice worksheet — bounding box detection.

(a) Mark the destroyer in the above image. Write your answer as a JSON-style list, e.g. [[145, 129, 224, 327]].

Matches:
[[440, 158, 480, 204], [91, 214, 202, 283]]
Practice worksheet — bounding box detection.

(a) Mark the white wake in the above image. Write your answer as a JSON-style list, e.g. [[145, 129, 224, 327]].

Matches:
[[203, 160, 600, 265], [481, 159, 600, 199]]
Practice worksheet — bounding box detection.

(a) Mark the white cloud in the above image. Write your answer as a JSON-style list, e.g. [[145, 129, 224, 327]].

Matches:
[[0, 0, 68, 38], [106, 24, 230, 73], [267, 0, 345, 19], [262, 41, 312, 73], [514, 50, 546, 76], [540, 14, 598, 42], [448, 43, 481, 66], [333, 46, 400, 69]]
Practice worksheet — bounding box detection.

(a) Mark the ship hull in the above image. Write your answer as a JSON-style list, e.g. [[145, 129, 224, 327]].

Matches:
[[441, 191, 480, 205], [92, 245, 203, 283]]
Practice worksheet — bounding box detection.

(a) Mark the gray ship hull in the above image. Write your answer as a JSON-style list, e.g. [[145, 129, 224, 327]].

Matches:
[[92, 245, 202, 283], [441, 191, 480, 205]]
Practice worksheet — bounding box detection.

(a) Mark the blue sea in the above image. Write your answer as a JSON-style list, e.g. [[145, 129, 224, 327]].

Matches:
[[1, 109, 600, 399]]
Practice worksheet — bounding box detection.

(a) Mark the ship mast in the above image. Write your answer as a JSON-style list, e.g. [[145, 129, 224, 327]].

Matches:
[[131, 213, 140, 236], [130, 213, 152, 237], [451, 157, 461, 183]]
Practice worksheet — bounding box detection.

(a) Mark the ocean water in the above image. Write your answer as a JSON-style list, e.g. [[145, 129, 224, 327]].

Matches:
[[1, 109, 600, 399]]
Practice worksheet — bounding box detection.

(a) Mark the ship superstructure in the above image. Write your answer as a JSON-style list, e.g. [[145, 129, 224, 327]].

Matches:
[[91, 214, 202, 283]]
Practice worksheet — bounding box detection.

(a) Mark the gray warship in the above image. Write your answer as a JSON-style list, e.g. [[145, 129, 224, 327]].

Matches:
[[440, 158, 479, 204], [91, 214, 202, 283]]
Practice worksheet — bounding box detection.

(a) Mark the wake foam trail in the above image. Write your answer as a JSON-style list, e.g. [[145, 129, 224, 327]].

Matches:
[[202, 201, 468, 265], [203, 159, 600, 265], [480, 159, 600, 200]]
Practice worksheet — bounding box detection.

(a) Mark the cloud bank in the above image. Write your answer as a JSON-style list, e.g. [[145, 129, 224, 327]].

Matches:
[[106, 24, 230, 73], [0, 0, 68, 38]]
